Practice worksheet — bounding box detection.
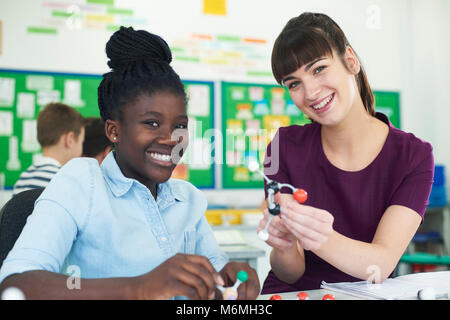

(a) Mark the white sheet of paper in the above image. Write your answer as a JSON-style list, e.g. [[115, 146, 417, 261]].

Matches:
[[26, 75, 54, 91], [21, 119, 40, 152], [37, 90, 60, 106], [7, 136, 21, 171], [0, 77, 15, 107], [187, 84, 209, 116], [0, 111, 13, 135], [17, 92, 36, 118], [63, 79, 84, 107]]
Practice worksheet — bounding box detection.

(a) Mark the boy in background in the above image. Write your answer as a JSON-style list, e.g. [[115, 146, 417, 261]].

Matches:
[[12, 102, 85, 196], [82, 117, 112, 164]]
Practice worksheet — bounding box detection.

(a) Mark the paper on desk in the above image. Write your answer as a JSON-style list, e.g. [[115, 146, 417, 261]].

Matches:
[[394, 271, 450, 289], [321, 273, 450, 300], [213, 230, 247, 245]]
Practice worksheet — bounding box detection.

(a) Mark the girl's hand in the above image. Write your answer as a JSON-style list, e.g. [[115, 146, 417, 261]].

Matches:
[[218, 262, 260, 300], [281, 201, 334, 251], [134, 253, 223, 300]]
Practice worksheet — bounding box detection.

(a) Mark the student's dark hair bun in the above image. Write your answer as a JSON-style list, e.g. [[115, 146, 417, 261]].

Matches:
[[106, 26, 172, 70], [98, 26, 186, 122]]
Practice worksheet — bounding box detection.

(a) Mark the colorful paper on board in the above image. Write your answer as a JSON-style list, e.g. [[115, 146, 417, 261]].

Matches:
[[203, 0, 227, 16]]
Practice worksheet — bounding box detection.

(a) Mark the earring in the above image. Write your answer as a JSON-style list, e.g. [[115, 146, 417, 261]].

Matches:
[[113, 137, 117, 141]]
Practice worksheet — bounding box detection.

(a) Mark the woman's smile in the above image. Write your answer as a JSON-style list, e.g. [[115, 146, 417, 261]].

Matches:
[[310, 92, 335, 115]]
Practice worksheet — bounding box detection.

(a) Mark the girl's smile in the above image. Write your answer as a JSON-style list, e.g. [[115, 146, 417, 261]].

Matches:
[[107, 92, 188, 195], [147, 151, 173, 167]]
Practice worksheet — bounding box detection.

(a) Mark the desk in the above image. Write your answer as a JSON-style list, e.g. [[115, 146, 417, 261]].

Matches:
[[258, 289, 363, 300], [257, 271, 450, 300], [220, 244, 265, 270]]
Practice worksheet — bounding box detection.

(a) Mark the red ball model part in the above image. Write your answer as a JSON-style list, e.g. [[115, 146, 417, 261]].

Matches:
[[296, 291, 310, 300], [322, 294, 336, 300], [293, 188, 308, 203], [270, 294, 283, 300]]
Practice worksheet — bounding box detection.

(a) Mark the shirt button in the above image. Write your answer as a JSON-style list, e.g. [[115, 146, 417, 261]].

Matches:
[[161, 236, 168, 242]]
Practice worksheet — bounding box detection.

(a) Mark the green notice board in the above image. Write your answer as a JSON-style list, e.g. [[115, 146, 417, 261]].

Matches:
[[222, 81, 310, 189], [374, 91, 401, 129], [221, 81, 401, 188], [0, 69, 214, 189], [174, 80, 215, 188]]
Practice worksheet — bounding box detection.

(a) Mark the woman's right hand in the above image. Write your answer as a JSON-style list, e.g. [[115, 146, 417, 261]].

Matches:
[[257, 193, 297, 250], [133, 253, 224, 300]]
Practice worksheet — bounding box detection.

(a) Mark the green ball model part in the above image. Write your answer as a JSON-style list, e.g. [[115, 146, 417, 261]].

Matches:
[[237, 270, 248, 283]]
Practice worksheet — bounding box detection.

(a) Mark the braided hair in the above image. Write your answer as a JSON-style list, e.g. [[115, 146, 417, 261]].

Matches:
[[98, 26, 186, 121]]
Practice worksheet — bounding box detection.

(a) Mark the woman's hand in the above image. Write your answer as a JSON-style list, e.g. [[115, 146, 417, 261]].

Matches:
[[134, 253, 223, 300], [218, 262, 260, 300], [257, 193, 297, 250], [281, 201, 334, 251], [257, 209, 295, 249]]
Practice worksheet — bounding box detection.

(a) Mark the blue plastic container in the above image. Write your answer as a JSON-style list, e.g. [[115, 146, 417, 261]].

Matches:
[[433, 165, 445, 187], [428, 185, 447, 207]]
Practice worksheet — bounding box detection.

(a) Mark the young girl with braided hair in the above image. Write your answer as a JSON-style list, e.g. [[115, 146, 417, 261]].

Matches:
[[0, 27, 260, 300]]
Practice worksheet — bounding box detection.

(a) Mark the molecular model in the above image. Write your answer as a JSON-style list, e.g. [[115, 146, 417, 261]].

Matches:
[[248, 161, 308, 241], [269, 292, 335, 300], [217, 270, 248, 300], [1, 287, 25, 300]]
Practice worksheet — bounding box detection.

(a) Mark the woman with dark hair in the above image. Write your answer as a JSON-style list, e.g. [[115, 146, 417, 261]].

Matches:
[[258, 13, 434, 293], [0, 26, 260, 300]]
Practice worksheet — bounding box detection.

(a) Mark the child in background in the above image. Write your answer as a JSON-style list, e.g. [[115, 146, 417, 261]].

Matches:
[[12, 103, 85, 196], [82, 117, 113, 164], [0, 26, 260, 300]]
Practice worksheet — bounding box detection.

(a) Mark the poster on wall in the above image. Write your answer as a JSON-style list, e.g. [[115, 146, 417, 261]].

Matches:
[[0, 20, 3, 55], [221, 82, 401, 189], [25, 0, 149, 34], [221, 81, 309, 189], [0, 69, 215, 190], [374, 91, 401, 129]]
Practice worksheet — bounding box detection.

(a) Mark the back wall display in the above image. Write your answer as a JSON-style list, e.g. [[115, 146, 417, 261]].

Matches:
[[221, 81, 401, 189], [0, 69, 215, 189], [221, 81, 310, 189]]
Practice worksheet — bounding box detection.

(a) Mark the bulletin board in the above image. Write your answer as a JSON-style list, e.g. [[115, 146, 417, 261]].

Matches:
[[172, 80, 215, 189], [0, 69, 215, 189], [373, 91, 401, 129], [221, 81, 310, 189], [221, 81, 401, 189]]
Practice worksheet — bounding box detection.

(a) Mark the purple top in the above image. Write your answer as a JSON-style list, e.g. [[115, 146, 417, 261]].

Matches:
[[262, 113, 434, 293]]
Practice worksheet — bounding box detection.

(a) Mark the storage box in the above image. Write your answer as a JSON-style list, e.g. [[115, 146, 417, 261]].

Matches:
[[428, 185, 447, 207], [433, 165, 446, 187], [205, 209, 261, 226]]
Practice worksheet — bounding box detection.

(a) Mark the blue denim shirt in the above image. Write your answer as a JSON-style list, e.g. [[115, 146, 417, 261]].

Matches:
[[0, 152, 228, 286]]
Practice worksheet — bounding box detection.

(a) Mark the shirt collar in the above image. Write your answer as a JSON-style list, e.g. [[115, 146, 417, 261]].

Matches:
[[101, 151, 186, 203], [33, 155, 61, 167]]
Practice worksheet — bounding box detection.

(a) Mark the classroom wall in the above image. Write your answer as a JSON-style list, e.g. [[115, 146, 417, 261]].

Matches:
[[0, 0, 449, 208]]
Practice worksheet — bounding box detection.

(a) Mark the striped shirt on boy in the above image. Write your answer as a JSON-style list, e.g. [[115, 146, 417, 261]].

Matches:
[[13, 156, 61, 196]]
